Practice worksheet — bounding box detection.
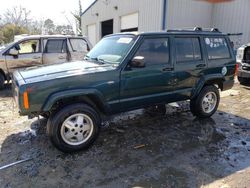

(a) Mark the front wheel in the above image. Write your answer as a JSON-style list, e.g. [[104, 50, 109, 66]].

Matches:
[[47, 103, 101, 153], [190, 85, 220, 118]]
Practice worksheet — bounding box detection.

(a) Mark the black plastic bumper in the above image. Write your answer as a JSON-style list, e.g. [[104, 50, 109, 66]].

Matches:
[[221, 79, 234, 91]]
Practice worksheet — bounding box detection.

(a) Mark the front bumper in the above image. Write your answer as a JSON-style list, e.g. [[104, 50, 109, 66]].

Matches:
[[238, 70, 250, 78]]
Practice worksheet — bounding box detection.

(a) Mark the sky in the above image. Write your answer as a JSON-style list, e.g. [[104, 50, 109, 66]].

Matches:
[[0, 0, 95, 26]]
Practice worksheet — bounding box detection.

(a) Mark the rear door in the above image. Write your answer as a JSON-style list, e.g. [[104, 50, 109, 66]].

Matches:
[[174, 36, 206, 96], [43, 38, 68, 64], [120, 36, 175, 110], [68, 38, 90, 61], [5, 38, 42, 72]]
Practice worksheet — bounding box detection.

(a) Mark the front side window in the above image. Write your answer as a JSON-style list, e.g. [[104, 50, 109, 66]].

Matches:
[[15, 39, 40, 54], [70, 39, 88, 52], [45, 39, 67, 53], [205, 37, 230, 59], [134, 37, 169, 65], [175, 37, 202, 62], [86, 35, 136, 64]]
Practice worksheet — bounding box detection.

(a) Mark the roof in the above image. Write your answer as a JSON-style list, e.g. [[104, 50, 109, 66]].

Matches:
[[106, 30, 227, 38], [14, 35, 88, 42], [81, 0, 98, 16]]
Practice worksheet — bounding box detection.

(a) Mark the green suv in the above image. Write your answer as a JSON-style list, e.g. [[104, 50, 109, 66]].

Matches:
[[13, 28, 236, 152]]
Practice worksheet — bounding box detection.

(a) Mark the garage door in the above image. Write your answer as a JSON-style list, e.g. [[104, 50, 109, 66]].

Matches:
[[87, 24, 97, 45], [121, 13, 139, 32]]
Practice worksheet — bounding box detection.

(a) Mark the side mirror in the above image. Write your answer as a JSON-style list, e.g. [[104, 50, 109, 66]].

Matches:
[[9, 48, 18, 56], [130, 56, 145, 68]]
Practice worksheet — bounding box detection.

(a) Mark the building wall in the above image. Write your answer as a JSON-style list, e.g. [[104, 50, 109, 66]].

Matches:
[[82, 0, 250, 46], [167, 0, 213, 29], [81, 0, 164, 45], [212, 0, 250, 47]]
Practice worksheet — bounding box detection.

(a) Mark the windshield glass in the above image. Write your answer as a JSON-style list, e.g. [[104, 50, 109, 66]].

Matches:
[[86, 35, 136, 64], [0, 42, 15, 52]]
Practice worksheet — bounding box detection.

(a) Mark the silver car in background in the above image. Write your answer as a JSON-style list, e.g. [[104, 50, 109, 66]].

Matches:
[[0, 35, 92, 89]]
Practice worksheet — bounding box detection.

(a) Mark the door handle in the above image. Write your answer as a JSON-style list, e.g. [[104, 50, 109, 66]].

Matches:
[[162, 67, 174, 72], [58, 56, 66, 59], [32, 56, 41, 59], [196, 64, 206, 68]]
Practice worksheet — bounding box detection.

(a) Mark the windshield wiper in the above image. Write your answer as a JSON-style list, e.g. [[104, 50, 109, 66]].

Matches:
[[84, 55, 109, 65]]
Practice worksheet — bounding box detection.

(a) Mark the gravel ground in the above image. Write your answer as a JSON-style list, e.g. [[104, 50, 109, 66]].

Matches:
[[0, 83, 250, 188]]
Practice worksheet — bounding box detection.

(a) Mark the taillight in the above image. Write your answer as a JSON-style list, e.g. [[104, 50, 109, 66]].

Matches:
[[23, 91, 29, 109], [235, 63, 239, 77]]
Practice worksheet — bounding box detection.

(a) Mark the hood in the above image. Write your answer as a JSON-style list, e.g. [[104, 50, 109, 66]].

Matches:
[[19, 61, 116, 83]]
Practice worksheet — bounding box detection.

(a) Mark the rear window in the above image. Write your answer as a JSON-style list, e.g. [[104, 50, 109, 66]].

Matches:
[[175, 37, 202, 62], [205, 37, 230, 59]]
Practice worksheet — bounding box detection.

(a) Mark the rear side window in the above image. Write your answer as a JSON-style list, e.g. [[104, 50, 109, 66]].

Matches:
[[70, 39, 88, 52], [205, 37, 230, 59], [175, 37, 202, 62], [45, 39, 67, 53]]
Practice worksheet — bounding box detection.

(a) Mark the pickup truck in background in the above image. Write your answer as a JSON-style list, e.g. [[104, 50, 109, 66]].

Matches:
[[0, 35, 92, 89]]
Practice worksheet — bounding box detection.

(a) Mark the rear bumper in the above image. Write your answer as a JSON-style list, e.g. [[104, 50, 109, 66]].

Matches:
[[238, 70, 250, 78], [221, 79, 234, 91]]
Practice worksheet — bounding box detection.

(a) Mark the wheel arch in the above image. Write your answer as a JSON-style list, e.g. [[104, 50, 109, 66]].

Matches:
[[42, 89, 110, 115], [191, 74, 225, 99]]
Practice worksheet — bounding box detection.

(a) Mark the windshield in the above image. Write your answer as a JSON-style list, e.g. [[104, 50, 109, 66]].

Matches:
[[86, 35, 136, 64], [0, 42, 15, 52]]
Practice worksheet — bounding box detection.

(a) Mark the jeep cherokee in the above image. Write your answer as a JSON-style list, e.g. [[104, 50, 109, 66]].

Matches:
[[12, 28, 236, 152]]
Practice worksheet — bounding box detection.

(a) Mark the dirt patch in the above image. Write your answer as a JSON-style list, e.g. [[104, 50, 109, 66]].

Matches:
[[0, 84, 250, 187]]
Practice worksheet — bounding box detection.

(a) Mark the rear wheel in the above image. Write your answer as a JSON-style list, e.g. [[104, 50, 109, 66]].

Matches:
[[0, 73, 5, 90], [47, 103, 101, 153], [190, 85, 220, 118]]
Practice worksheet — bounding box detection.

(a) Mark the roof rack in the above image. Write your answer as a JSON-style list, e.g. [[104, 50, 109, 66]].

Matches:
[[167, 27, 221, 33]]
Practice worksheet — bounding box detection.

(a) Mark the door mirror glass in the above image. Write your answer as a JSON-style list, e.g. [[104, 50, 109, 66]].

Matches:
[[9, 48, 18, 56], [130, 56, 145, 68]]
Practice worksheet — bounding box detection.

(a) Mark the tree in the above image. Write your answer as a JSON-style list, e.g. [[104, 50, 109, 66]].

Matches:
[[44, 19, 55, 34], [72, 0, 82, 35], [3, 6, 31, 28], [0, 24, 28, 43]]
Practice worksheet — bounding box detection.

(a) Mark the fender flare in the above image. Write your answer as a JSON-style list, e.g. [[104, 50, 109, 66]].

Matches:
[[42, 89, 109, 112], [191, 74, 225, 99]]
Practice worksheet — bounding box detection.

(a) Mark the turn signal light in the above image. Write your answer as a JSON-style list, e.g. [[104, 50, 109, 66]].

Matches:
[[23, 91, 29, 109]]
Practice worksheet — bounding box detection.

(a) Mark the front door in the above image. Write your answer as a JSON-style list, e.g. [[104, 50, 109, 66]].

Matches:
[[6, 39, 42, 73], [120, 36, 175, 110], [43, 38, 68, 64]]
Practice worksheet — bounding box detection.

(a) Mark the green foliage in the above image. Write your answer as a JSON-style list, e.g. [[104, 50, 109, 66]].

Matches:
[[0, 24, 28, 44]]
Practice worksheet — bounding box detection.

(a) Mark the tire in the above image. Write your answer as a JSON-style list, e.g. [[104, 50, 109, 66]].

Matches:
[[0, 73, 5, 90], [47, 103, 101, 153], [190, 85, 220, 118]]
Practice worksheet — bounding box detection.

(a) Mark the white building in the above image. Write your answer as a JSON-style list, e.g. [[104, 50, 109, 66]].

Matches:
[[81, 0, 249, 48]]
